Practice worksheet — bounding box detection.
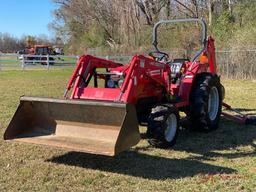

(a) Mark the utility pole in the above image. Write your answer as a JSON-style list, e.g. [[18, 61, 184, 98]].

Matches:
[[208, 0, 212, 26], [228, 0, 233, 15]]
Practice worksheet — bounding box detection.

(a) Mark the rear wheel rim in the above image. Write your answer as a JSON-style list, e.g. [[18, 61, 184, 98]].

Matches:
[[208, 86, 219, 121], [165, 114, 177, 142]]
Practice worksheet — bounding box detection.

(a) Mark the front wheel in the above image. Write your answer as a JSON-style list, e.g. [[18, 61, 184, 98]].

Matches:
[[147, 104, 179, 148]]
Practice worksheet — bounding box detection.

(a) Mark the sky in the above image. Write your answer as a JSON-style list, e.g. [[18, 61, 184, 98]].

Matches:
[[0, 0, 57, 38]]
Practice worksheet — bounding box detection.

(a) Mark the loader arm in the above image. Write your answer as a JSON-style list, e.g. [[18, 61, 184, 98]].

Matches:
[[65, 54, 169, 104], [64, 55, 123, 98]]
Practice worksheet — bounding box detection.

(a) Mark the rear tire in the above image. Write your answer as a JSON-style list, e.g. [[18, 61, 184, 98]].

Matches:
[[147, 104, 179, 148], [189, 73, 222, 131]]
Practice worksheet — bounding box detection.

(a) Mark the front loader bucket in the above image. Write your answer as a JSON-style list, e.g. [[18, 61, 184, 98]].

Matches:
[[4, 96, 140, 156]]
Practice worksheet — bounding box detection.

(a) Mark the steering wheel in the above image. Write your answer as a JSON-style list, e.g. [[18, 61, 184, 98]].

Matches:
[[149, 51, 169, 62]]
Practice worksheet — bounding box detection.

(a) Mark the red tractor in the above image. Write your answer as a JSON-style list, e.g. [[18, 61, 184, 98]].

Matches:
[[18, 45, 55, 65], [4, 18, 255, 156]]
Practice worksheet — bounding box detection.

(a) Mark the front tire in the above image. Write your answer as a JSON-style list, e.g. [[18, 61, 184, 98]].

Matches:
[[147, 104, 179, 148], [189, 73, 222, 131]]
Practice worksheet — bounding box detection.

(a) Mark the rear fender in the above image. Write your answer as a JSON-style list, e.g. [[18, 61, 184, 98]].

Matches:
[[179, 61, 214, 104], [184, 72, 220, 103]]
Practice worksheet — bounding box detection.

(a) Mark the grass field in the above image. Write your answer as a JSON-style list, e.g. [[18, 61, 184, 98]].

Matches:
[[0, 70, 255, 192]]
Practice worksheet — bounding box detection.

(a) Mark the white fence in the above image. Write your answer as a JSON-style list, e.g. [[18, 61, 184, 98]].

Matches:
[[0, 54, 132, 70], [0, 50, 255, 79], [0, 54, 79, 70]]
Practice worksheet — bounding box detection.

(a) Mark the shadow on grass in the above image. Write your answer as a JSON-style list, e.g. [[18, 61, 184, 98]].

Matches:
[[48, 151, 235, 180], [47, 118, 256, 180], [173, 118, 256, 159], [136, 118, 256, 160]]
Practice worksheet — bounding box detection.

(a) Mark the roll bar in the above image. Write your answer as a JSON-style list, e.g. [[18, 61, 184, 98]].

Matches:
[[152, 18, 207, 62]]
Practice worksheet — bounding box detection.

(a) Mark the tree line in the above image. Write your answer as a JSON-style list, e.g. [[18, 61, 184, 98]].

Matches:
[[1, 0, 255, 55], [0, 34, 58, 53], [0, 33, 25, 53], [50, 0, 256, 55]]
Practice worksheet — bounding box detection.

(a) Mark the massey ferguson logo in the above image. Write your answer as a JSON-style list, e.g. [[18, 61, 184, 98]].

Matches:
[[149, 70, 161, 76]]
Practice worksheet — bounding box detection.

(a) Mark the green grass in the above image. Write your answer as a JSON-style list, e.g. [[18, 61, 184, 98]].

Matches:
[[0, 56, 20, 65], [0, 70, 255, 191]]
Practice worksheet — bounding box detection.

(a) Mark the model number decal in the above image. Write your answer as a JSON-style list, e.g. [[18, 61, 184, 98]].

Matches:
[[149, 62, 164, 68]]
